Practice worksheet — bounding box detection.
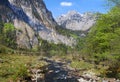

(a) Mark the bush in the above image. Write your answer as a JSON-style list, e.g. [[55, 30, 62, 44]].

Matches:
[[13, 64, 28, 80]]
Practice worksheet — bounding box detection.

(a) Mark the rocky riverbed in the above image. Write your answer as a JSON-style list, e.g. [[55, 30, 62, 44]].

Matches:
[[28, 57, 120, 82]]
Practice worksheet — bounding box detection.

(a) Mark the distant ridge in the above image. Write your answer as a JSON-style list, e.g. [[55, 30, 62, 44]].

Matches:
[[56, 10, 97, 31]]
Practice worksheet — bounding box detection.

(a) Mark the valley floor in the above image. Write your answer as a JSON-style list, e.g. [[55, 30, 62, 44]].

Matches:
[[0, 54, 119, 82]]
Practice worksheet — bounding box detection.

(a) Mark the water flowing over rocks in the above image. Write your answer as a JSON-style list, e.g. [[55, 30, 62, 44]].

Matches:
[[25, 57, 120, 82]]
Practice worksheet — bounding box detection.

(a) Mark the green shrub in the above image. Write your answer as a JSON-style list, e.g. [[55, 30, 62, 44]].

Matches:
[[13, 64, 28, 80]]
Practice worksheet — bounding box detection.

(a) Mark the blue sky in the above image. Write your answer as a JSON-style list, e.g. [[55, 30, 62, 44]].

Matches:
[[43, 0, 109, 18]]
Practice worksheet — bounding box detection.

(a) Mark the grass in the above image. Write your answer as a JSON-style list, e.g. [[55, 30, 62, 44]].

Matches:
[[0, 53, 117, 81], [70, 60, 94, 70], [0, 54, 47, 82]]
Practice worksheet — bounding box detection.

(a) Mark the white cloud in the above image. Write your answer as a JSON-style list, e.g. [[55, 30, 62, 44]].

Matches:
[[60, 2, 73, 7]]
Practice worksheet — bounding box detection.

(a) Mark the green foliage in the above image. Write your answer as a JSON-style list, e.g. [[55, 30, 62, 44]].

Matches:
[[13, 64, 28, 80], [55, 25, 86, 51], [85, 6, 120, 55], [106, 57, 120, 78], [0, 23, 17, 49], [82, 6, 120, 78], [55, 25, 79, 38], [0, 54, 38, 81], [0, 45, 14, 54], [3, 23, 15, 33], [38, 37, 71, 55]]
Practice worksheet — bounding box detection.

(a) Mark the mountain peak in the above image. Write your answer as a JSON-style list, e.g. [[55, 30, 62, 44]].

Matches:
[[56, 11, 96, 31], [67, 10, 80, 15], [66, 10, 83, 17]]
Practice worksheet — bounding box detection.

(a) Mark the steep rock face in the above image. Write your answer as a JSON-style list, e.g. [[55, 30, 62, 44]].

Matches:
[[56, 10, 96, 31], [0, 0, 75, 49], [8, 0, 57, 29]]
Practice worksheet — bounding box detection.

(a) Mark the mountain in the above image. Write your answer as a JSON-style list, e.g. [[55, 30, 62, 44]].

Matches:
[[0, 0, 75, 49], [56, 10, 97, 31]]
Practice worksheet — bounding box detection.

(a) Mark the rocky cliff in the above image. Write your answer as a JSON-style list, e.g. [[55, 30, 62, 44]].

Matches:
[[56, 10, 97, 31], [0, 0, 75, 49]]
